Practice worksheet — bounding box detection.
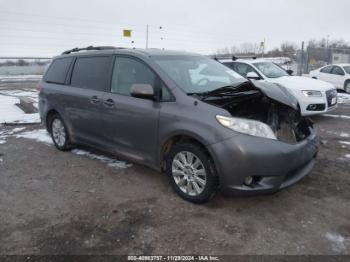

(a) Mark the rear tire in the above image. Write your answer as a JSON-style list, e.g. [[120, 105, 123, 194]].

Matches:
[[49, 114, 70, 151], [166, 143, 217, 203], [345, 81, 350, 94]]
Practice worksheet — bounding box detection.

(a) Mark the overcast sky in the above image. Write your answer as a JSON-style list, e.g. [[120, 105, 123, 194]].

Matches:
[[0, 0, 349, 57]]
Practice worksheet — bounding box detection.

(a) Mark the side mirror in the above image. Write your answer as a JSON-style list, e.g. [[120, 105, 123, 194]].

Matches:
[[130, 84, 155, 100], [246, 71, 260, 80], [286, 69, 294, 75]]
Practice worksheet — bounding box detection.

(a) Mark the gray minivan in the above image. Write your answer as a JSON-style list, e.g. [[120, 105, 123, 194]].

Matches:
[[38, 46, 319, 203]]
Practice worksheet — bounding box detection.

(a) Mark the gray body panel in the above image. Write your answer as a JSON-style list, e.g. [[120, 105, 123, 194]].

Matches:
[[39, 48, 319, 195], [101, 92, 160, 164]]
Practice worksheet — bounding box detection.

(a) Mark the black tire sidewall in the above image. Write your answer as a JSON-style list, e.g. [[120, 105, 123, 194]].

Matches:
[[166, 143, 216, 203], [345, 81, 350, 94], [49, 114, 70, 151]]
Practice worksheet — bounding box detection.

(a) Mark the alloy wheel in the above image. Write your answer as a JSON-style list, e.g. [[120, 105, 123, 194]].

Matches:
[[52, 118, 66, 147], [171, 151, 207, 196]]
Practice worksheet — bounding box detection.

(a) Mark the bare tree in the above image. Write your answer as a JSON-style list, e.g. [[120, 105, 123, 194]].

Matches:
[[308, 38, 350, 49], [240, 42, 259, 54], [214, 40, 298, 58]]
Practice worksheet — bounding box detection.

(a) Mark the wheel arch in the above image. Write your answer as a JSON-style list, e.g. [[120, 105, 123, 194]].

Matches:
[[344, 78, 350, 86], [159, 133, 217, 174], [45, 109, 60, 133]]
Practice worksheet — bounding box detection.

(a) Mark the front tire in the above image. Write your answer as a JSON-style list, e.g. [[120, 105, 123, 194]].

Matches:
[[49, 114, 70, 151], [166, 143, 217, 203]]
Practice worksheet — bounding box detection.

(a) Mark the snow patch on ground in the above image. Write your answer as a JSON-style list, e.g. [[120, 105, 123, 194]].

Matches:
[[0, 89, 38, 99], [325, 232, 346, 252], [326, 131, 350, 138], [323, 114, 350, 120], [345, 154, 350, 159], [0, 75, 42, 79], [15, 129, 52, 145], [0, 94, 40, 124], [71, 149, 132, 169], [339, 141, 350, 145], [13, 128, 131, 169], [0, 75, 42, 82], [10, 127, 26, 133], [0, 126, 26, 144], [0, 89, 39, 109], [338, 93, 350, 104]]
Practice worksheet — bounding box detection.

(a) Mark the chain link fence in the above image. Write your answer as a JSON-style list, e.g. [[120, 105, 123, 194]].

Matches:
[[296, 47, 350, 75]]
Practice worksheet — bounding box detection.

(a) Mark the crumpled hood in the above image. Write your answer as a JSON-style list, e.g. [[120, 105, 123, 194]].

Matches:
[[268, 76, 334, 91], [252, 80, 299, 110]]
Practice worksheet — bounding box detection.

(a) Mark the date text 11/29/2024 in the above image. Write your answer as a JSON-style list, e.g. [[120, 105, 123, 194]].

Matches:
[[127, 255, 219, 261]]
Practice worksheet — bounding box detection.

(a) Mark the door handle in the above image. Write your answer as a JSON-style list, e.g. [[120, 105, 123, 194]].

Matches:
[[103, 98, 115, 108], [90, 96, 100, 105]]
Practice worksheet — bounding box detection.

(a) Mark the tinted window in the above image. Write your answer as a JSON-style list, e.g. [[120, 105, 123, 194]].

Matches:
[[44, 57, 73, 84], [331, 66, 345, 76], [71, 56, 111, 91], [320, 66, 333, 73], [111, 57, 156, 96], [344, 66, 350, 74]]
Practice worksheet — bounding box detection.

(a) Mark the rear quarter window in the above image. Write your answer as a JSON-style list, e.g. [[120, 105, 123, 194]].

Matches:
[[320, 66, 333, 73], [71, 56, 111, 91], [344, 66, 350, 74], [44, 57, 73, 84]]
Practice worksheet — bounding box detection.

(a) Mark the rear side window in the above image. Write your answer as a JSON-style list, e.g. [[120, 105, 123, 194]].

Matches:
[[44, 57, 73, 84], [331, 66, 345, 76], [344, 66, 350, 74], [71, 56, 111, 91]]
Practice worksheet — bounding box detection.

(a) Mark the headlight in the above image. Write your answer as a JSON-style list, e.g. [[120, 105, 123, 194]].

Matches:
[[302, 90, 322, 97], [216, 115, 276, 140]]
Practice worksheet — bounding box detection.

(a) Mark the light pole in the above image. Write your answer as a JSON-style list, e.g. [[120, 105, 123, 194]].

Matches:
[[146, 24, 149, 49]]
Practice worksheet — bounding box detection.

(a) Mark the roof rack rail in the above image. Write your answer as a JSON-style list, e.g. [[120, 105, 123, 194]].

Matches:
[[213, 55, 257, 61], [61, 46, 122, 55]]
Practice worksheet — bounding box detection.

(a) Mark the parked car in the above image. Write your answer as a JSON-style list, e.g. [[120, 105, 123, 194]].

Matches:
[[220, 58, 338, 116], [309, 64, 350, 93], [38, 46, 319, 203]]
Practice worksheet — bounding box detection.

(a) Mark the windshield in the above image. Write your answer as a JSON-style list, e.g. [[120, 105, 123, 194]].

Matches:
[[152, 55, 243, 94], [343, 66, 350, 74], [253, 62, 289, 78]]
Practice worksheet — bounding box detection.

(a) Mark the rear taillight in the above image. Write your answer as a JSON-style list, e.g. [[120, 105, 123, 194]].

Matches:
[[36, 84, 43, 92]]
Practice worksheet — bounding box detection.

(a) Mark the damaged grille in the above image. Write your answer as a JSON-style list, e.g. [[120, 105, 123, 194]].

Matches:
[[270, 107, 312, 144]]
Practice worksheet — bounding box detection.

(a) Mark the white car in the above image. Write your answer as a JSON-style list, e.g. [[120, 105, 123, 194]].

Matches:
[[221, 59, 337, 116], [309, 64, 350, 93]]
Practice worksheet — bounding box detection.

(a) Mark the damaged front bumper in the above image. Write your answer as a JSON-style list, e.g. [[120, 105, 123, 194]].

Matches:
[[208, 128, 319, 196]]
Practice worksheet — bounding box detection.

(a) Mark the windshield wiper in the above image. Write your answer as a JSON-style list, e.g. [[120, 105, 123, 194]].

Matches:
[[188, 81, 250, 99], [188, 86, 234, 96]]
